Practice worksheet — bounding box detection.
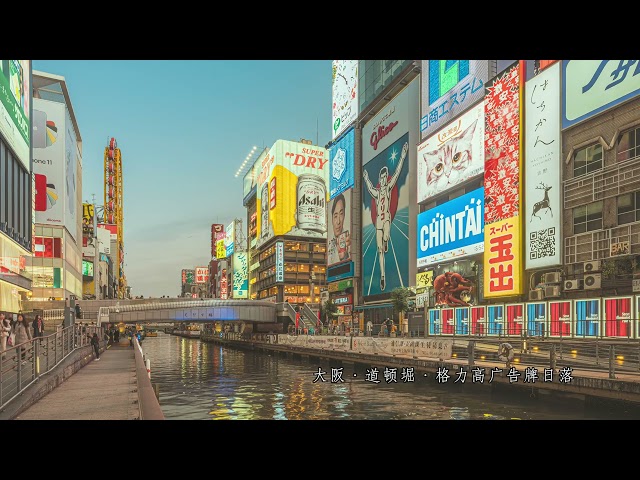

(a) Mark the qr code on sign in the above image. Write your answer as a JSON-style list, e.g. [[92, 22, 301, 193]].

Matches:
[[530, 227, 556, 259]]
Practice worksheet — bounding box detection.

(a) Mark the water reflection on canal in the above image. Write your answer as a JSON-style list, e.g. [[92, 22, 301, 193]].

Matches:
[[141, 332, 640, 420]]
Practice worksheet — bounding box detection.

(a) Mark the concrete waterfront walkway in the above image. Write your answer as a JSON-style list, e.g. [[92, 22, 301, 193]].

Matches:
[[15, 340, 139, 420]]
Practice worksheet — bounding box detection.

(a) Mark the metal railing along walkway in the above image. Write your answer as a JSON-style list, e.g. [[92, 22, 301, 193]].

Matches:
[[0, 323, 102, 411]]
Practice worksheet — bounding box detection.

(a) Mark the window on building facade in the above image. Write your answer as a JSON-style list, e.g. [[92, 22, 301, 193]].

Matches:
[[617, 126, 640, 163], [573, 143, 603, 177], [312, 265, 325, 273], [617, 192, 640, 225], [285, 241, 308, 252], [312, 243, 326, 253], [573, 201, 603, 234], [297, 263, 309, 272]]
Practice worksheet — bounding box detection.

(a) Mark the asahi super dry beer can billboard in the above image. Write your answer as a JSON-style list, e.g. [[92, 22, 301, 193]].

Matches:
[[255, 140, 330, 247]]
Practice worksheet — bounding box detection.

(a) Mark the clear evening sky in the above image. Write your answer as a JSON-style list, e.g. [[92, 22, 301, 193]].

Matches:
[[32, 60, 333, 298]]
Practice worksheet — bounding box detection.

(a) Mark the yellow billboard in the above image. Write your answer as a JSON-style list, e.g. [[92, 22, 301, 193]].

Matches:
[[483, 217, 522, 297], [256, 140, 329, 247], [216, 239, 226, 259], [416, 271, 433, 289], [83, 203, 94, 236]]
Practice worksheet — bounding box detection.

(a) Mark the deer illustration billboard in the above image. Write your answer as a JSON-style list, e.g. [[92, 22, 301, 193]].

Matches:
[[524, 62, 562, 269]]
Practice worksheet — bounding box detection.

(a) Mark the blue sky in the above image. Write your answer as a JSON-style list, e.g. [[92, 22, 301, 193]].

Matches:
[[32, 60, 333, 298]]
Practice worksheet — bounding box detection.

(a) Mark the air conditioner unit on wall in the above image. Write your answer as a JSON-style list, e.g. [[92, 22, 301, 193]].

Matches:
[[584, 260, 601, 273], [543, 272, 561, 284], [529, 289, 545, 301], [584, 273, 602, 289], [544, 286, 561, 298], [564, 279, 583, 291]]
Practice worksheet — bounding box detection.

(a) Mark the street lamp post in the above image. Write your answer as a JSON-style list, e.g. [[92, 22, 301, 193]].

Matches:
[[310, 270, 316, 305]]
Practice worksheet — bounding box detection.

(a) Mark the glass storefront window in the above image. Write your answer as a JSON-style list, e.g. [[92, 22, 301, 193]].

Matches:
[[298, 285, 310, 294], [297, 264, 309, 272]]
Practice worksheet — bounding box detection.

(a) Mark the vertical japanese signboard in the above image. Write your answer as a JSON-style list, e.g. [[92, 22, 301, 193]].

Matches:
[[275, 241, 284, 282], [525, 62, 561, 269], [483, 62, 523, 297]]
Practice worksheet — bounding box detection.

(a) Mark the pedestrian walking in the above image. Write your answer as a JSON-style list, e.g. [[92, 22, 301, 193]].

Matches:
[[91, 332, 101, 361], [32, 314, 45, 339], [0, 313, 11, 357], [13, 313, 32, 364]]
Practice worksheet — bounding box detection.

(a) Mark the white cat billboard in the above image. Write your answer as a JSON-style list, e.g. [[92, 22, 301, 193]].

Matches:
[[332, 60, 358, 140], [417, 101, 484, 203], [525, 62, 561, 269]]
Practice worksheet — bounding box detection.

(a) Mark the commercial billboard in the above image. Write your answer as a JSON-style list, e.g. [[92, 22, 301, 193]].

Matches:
[[232, 252, 248, 299], [526, 301, 546, 337], [332, 60, 358, 140], [603, 296, 633, 338], [64, 107, 78, 242], [562, 60, 640, 130], [220, 268, 228, 299], [216, 239, 226, 259], [525, 62, 561, 269], [363, 80, 416, 165], [0, 60, 30, 171], [182, 269, 195, 285], [327, 189, 352, 267], [548, 300, 571, 337], [361, 79, 419, 298], [276, 241, 284, 282], [574, 298, 601, 338], [362, 132, 409, 296], [225, 220, 235, 256], [82, 260, 94, 277], [420, 60, 491, 140], [417, 101, 484, 203], [211, 224, 224, 258], [417, 187, 484, 267], [33, 99, 65, 226], [483, 62, 523, 298], [255, 140, 330, 247], [97, 226, 111, 254], [83, 203, 95, 237], [329, 126, 355, 199], [195, 267, 209, 284]]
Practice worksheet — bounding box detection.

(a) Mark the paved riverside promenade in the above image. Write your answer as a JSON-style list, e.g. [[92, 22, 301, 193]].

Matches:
[[14, 340, 139, 420]]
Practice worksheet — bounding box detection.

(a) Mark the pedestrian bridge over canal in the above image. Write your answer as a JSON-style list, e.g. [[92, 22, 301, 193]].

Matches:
[[95, 299, 290, 327]]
